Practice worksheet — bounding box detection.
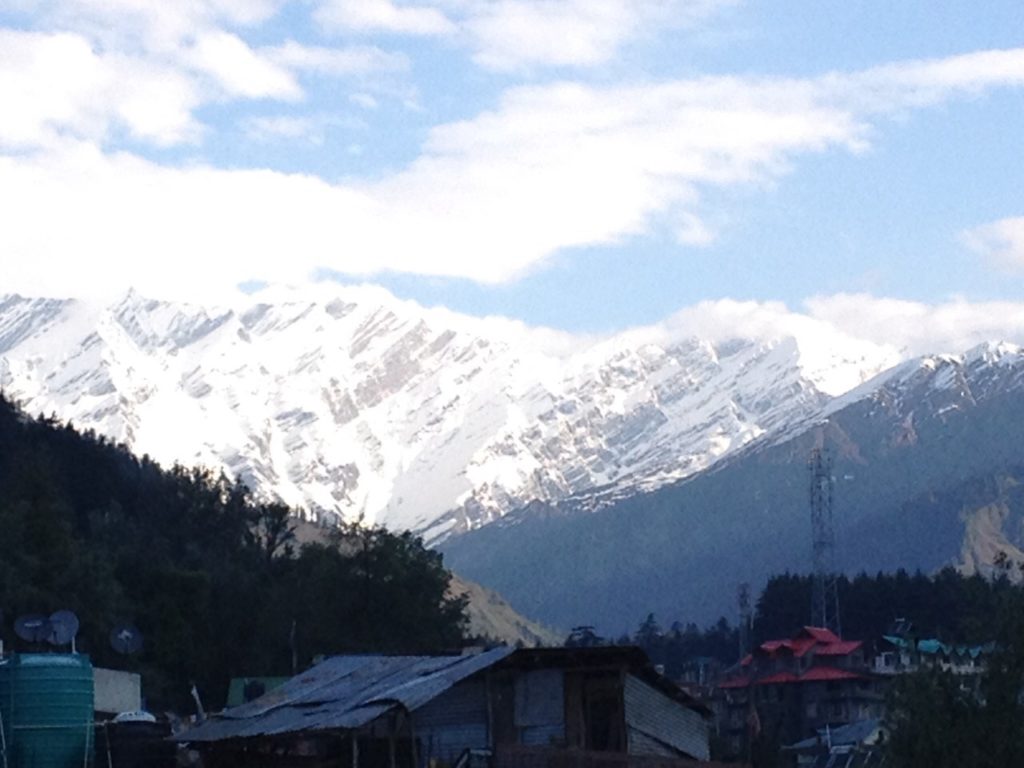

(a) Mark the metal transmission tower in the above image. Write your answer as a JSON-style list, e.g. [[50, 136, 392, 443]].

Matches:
[[809, 448, 841, 635], [737, 583, 752, 660]]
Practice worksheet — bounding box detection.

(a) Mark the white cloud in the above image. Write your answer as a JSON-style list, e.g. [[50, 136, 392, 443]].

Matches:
[[962, 217, 1024, 270], [604, 294, 1024, 388], [464, 0, 637, 71], [4, 45, 1024, 298], [188, 31, 300, 99], [350, 92, 380, 109], [242, 113, 366, 143], [349, 78, 863, 281], [804, 293, 1024, 356], [307, 0, 734, 71], [243, 115, 325, 143], [0, 29, 201, 147], [675, 212, 717, 246], [314, 0, 456, 36], [463, 0, 733, 71], [804, 48, 1024, 123], [0, 6, 413, 152], [36, 0, 285, 53], [0, 141, 376, 304], [269, 40, 408, 76]]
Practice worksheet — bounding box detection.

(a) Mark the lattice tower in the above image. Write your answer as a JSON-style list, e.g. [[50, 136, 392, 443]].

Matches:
[[809, 448, 841, 635]]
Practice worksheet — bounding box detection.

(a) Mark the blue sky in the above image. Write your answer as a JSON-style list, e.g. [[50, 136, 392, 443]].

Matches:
[[2, 0, 1024, 342]]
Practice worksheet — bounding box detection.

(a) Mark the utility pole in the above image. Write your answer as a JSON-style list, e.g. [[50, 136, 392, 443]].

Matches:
[[737, 582, 752, 660]]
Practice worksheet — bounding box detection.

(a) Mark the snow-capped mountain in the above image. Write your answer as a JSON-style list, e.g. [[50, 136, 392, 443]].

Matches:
[[442, 339, 1024, 630], [0, 287, 898, 540]]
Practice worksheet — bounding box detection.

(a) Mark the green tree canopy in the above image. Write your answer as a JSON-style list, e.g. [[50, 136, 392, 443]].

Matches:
[[0, 393, 467, 711]]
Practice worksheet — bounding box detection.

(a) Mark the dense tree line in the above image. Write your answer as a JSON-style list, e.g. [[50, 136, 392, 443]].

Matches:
[[753, 568, 1017, 645], [618, 615, 739, 679], [622, 568, 1023, 680], [884, 586, 1024, 768], [0, 394, 467, 712]]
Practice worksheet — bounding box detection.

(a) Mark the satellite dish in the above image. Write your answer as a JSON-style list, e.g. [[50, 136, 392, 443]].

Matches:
[[14, 614, 51, 643], [110, 623, 143, 655], [47, 610, 80, 646]]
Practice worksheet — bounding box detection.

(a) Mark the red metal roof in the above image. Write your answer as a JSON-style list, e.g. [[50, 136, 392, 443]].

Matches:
[[815, 640, 863, 656], [798, 667, 865, 682], [717, 666, 865, 689], [800, 627, 842, 643], [754, 672, 799, 685], [717, 676, 751, 689], [754, 628, 859, 660], [718, 628, 868, 691], [790, 638, 817, 657]]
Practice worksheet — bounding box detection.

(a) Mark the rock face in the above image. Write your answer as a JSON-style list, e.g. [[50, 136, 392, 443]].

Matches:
[[8, 287, 1024, 631], [448, 574, 563, 647], [441, 341, 1024, 631], [0, 288, 896, 541]]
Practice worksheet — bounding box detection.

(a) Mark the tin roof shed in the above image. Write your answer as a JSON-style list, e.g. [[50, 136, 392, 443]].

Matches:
[[180, 646, 515, 743]]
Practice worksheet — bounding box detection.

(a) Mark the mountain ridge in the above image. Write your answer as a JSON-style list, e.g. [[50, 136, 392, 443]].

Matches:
[[0, 287, 898, 541], [441, 340, 1024, 630]]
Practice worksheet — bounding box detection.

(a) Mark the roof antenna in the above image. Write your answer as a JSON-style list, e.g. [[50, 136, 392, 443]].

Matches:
[[737, 583, 752, 660], [190, 683, 206, 723]]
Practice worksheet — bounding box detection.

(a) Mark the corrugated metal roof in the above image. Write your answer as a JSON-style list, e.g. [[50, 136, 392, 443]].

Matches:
[[882, 635, 992, 659], [178, 646, 515, 743], [225, 677, 291, 708], [786, 718, 883, 752]]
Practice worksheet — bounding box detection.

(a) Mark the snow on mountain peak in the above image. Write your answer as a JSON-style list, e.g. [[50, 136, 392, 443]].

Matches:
[[0, 287, 905, 540], [962, 340, 1024, 367]]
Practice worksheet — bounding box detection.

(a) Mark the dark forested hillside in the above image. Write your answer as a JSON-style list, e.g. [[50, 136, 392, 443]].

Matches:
[[0, 393, 466, 711]]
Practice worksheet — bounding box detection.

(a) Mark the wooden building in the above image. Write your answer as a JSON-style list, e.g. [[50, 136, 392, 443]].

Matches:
[[716, 627, 885, 757], [178, 646, 712, 767]]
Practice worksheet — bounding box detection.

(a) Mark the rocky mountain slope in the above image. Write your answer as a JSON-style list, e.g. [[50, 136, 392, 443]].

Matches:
[[0, 288, 895, 542], [448, 574, 563, 647], [441, 342, 1024, 631]]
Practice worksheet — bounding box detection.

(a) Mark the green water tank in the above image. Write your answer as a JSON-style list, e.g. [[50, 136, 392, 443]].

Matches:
[[0, 653, 94, 767]]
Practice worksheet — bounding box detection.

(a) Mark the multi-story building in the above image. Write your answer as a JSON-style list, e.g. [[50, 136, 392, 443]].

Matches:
[[715, 627, 885, 757]]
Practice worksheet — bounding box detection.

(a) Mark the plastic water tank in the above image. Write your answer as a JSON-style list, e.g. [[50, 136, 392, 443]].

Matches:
[[0, 653, 94, 767]]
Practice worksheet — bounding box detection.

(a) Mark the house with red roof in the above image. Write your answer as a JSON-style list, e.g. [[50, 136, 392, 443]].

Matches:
[[715, 627, 885, 758]]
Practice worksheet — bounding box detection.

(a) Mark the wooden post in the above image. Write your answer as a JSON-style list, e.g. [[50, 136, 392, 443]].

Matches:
[[408, 710, 419, 768], [388, 713, 397, 768], [352, 734, 359, 768]]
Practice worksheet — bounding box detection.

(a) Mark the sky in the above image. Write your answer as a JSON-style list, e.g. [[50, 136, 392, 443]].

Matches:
[[2, 0, 1024, 345]]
